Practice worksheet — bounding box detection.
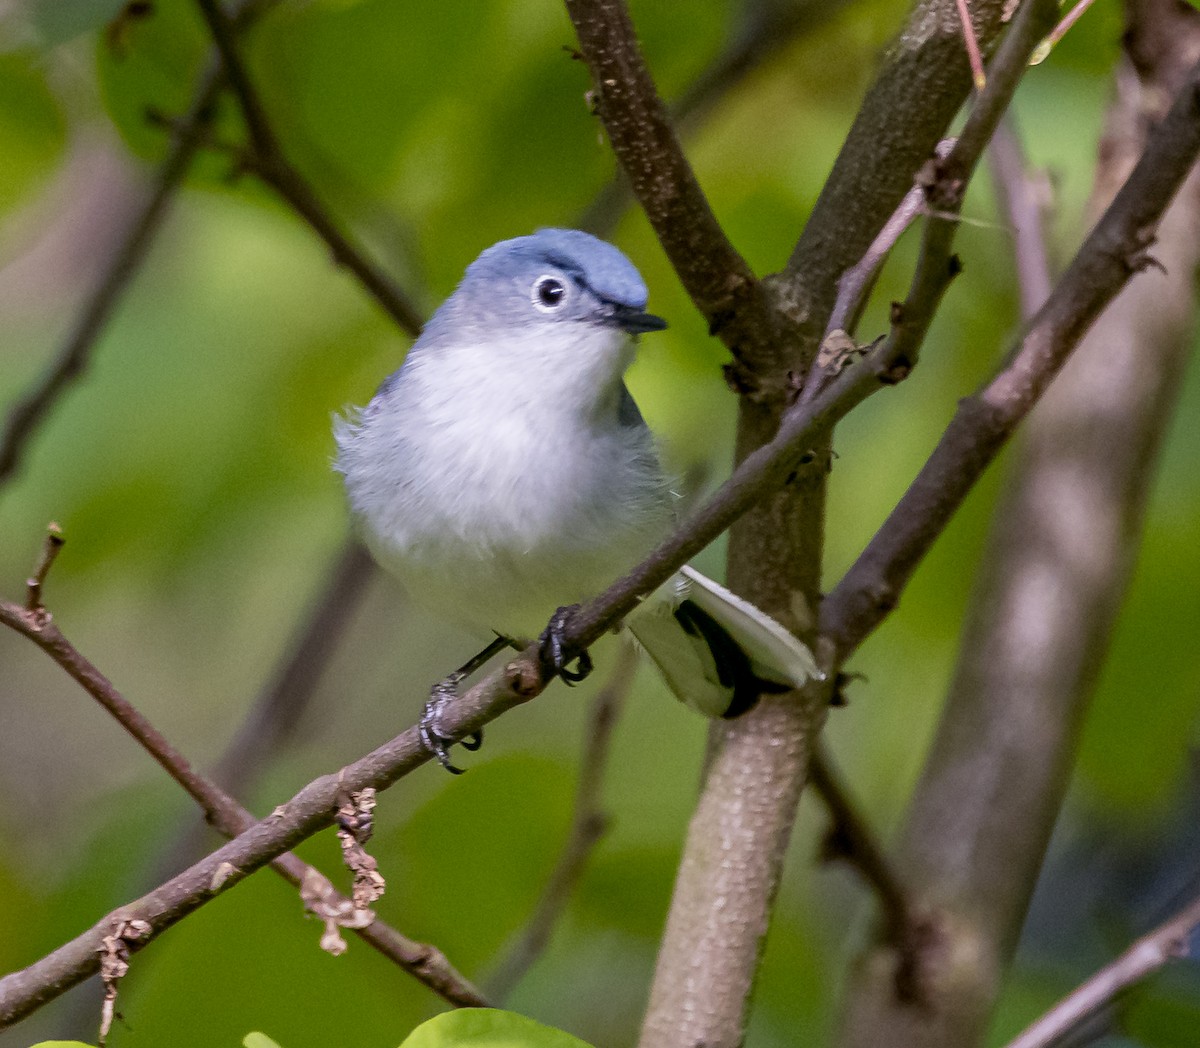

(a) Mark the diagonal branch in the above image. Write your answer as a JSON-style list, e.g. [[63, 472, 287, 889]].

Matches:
[[564, 0, 755, 310], [822, 0, 1058, 397], [0, 576, 511, 1028], [193, 0, 423, 335], [565, 0, 794, 395], [0, 593, 486, 1014], [193, 0, 278, 158], [4, 73, 1198, 1012], [7, 2, 1200, 1029], [820, 45, 1200, 658], [833, 2, 1200, 1042], [1001, 889, 1200, 1048], [0, 67, 222, 491]]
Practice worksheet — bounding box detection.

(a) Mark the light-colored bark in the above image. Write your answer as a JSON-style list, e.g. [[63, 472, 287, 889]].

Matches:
[[835, 4, 1200, 1045]]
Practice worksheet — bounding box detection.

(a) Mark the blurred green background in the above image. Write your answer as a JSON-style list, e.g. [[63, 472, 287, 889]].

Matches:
[[1, 0, 1198, 1045]]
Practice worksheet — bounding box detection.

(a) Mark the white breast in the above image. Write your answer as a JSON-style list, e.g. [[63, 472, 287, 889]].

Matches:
[[335, 328, 673, 639]]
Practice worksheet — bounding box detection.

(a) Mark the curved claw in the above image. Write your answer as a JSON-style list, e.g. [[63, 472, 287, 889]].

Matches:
[[538, 605, 594, 686], [558, 649, 593, 683], [419, 675, 482, 775]]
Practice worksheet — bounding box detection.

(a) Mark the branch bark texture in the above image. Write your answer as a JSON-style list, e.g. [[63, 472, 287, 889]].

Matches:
[[566, 3, 1060, 1047], [833, 2, 1200, 1044], [1002, 887, 1200, 1048], [821, 39, 1200, 658], [0, 598, 487, 1023]]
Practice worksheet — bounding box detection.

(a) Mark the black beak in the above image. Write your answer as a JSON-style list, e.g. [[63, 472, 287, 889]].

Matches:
[[611, 304, 669, 334]]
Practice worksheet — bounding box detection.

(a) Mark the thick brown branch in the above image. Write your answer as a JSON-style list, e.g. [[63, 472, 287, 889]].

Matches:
[[821, 47, 1200, 657], [564, 0, 754, 311], [577, 0, 856, 236], [565, 0, 796, 395], [833, 4, 1200, 1043]]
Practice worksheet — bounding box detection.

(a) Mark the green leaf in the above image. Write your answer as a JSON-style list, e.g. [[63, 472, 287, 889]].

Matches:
[[94, 0, 210, 160], [398, 1009, 595, 1048], [0, 52, 66, 214], [243, 1033, 284, 1048], [28, 1042, 100, 1047]]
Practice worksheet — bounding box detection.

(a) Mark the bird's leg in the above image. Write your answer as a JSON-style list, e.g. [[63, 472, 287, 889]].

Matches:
[[538, 605, 594, 685], [420, 634, 512, 774]]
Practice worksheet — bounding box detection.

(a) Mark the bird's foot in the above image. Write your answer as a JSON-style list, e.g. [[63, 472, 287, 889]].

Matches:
[[419, 673, 483, 775], [538, 605, 594, 685]]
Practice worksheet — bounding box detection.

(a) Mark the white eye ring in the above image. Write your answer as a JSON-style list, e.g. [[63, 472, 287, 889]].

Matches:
[[532, 275, 568, 312]]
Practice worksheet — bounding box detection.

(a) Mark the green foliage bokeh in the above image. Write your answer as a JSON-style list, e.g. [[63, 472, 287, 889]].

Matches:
[[1, 0, 1198, 1047]]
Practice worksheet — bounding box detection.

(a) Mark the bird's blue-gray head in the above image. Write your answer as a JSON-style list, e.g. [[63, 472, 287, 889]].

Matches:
[[423, 229, 668, 343]]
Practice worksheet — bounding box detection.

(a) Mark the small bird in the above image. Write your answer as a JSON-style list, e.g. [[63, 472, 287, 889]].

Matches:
[[335, 229, 819, 770]]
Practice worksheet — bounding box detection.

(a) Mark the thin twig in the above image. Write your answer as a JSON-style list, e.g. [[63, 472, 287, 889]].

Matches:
[[193, 0, 277, 157], [1032, 0, 1098, 64], [0, 591, 486, 1014], [989, 116, 1054, 320], [484, 641, 639, 1001], [825, 169, 935, 337], [809, 744, 914, 952], [821, 48, 1200, 657], [0, 68, 222, 491], [783, 0, 1014, 348], [954, 0, 988, 89], [865, 0, 1060, 376], [1002, 891, 1200, 1048], [6, 28, 1200, 1032], [192, 0, 424, 336], [797, 0, 1057, 411], [24, 522, 64, 615]]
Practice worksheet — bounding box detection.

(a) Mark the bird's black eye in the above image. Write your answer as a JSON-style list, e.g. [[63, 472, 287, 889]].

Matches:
[[532, 275, 567, 311]]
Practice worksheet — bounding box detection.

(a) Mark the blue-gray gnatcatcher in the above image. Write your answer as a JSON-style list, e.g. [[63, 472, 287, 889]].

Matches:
[[335, 229, 819, 770]]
